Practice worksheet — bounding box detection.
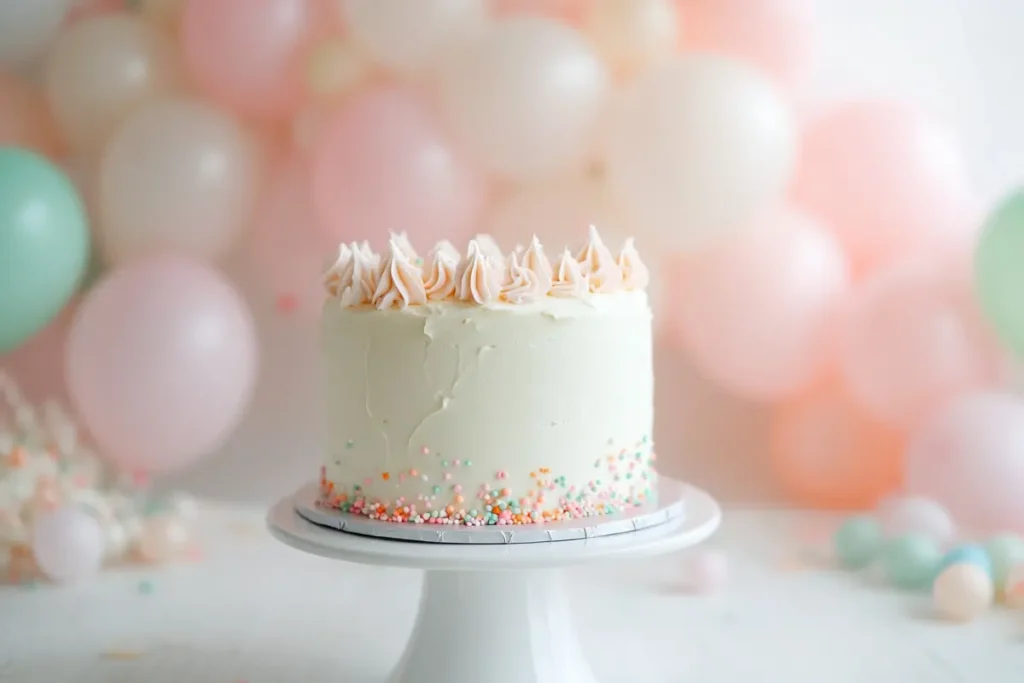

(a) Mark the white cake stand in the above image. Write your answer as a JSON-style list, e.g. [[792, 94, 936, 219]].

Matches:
[[267, 480, 721, 683]]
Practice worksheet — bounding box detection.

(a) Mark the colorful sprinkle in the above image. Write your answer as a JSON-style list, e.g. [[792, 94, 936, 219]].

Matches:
[[345, 439, 355, 449], [421, 446, 430, 455], [382, 472, 390, 481]]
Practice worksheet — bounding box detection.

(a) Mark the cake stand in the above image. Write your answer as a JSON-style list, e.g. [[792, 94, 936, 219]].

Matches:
[[267, 480, 721, 683]]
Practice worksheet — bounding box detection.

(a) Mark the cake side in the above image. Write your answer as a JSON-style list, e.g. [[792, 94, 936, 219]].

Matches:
[[319, 228, 655, 526]]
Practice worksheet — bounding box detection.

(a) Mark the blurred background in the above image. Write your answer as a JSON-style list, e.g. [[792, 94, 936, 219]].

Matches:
[[3, 0, 1024, 540]]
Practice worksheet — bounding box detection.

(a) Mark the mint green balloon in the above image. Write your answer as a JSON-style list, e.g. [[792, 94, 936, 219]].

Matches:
[[0, 147, 89, 353], [882, 534, 943, 591], [975, 189, 1024, 355], [985, 534, 1024, 589], [834, 516, 883, 569]]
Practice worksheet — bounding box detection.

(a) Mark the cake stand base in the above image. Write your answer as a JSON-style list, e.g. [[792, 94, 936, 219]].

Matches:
[[267, 480, 721, 683]]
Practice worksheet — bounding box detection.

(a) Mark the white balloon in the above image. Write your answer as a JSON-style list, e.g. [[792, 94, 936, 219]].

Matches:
[[0, 0, 70, 68], [339, 0, 487, 74], [584, 0, 678, 75], [438, 16, 609, 180], [604, 55, 797, 251]]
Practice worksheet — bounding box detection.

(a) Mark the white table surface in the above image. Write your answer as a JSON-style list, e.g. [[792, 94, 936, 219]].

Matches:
[[0, 504, 1020, 683]]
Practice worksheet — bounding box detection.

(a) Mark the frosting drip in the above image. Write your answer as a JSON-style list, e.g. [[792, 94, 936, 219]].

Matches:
[[424, 248, 458, 301], [617, 238, 650, 291], [577, 225, 623, 293], [372, 240, 427, 310], [501, 252, 546, 304], [551, 248, 590, 298], [455, 240, 502, 305], [522, 235, 554, 287]]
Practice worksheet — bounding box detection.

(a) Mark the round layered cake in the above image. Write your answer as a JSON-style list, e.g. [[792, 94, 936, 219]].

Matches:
[[319, 227, 655, 526]]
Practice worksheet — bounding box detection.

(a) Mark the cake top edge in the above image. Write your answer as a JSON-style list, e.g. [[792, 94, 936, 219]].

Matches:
[[323, 226, 650, 311]]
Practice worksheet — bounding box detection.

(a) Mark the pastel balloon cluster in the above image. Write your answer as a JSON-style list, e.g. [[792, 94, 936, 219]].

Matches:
[[0, 0, 1019, 522], [831, 497, 1024, 622]]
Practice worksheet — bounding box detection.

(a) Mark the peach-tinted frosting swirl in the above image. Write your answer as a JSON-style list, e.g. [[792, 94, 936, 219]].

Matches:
[[501, 252, 546, 304], [576, 225, 623, 293], [338, 241, 380, 307], [424, 246, 458, 301], [550, 248, 589, 298], [521, 235, 553, 286], [617, 237, 650, 291], [455, 240, 502, 305], [323, 242, 353, 297], [372, 240, 427, 309]]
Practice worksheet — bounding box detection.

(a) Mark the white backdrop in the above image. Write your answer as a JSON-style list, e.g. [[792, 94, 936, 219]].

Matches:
[[162, 0, 1024, 505]]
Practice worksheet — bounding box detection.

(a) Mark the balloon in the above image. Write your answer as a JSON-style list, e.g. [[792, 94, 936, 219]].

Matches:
[[67, 254, 257, 474], [311, 85, 487, 250], [668, 207, 849, 400], [181, 0, 315, 119], [603, 55, 797, 251], [905, 392, 1024, 533], [98, 98, 261, 263], [138, 516, 191, 562], [770, 379, 904, 510], [492, 0, 584, 22], [0, 299, 76, 404], [304, 38, 369, 99], [974, 189, 1024, 356], [0, 0, 70, 67], [66, 0, 124, 24], [877, 496, 956, 544], [0, 72, 62, 157], [792, 101, 975, 273], [678, 0, 816, 98], [32, 505, 105, 583], [45, 14, 182, 152], [0, 148, 89, 353], [437, 16, 609, 180], [242, 157, 329, 317], [136, 0, 185, 29], [838, 257, 995, 428], [339, 0, 487, 74], [583, 0, 678, 76]]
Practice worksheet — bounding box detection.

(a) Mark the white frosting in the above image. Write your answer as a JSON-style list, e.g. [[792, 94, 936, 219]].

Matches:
[[323, 243, 353, 297], [372, 240, 427, 310], [455, 240, 502, 305], [432, 240, 461, 263], [424, 248, 458, 301], [522, 235, 554, 287], [389, 231, 420, 263], [328, 241, 380, 307], [321, 290, 655, 521], [551, 248, 590, 298], [501, 252, 546, 304], [577, 225, 623, 293], [617, 238, 650, 291], [473, 234, 505, 267]]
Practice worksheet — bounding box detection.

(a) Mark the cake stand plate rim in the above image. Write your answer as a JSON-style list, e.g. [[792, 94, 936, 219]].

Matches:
[[266, 478, 721, 570]]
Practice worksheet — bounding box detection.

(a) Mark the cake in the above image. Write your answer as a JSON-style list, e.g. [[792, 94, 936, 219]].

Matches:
[[319, 226, 655, 526]]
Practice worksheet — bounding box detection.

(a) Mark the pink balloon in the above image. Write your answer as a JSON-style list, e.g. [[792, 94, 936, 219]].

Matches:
[[311, 85, 488, 250], [242, 156, 329, 318], [0, 71, 62, 157], [792, 101, 976, 274], [668, 207, 849, 400], [67, 255, 257, 474], [0, 298, 76, 404], [906, 392, 1024, 533], [678, 0, 815, 98], [838, 256, 996, 429], [181, 0, 316, 119], [65, 0, 125, 24]]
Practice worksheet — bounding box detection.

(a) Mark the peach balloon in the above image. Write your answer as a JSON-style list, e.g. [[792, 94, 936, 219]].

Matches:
[[339, 0, 487, 75], [0, 72, 62, 157], [584, 0, 679, 76], [45, 14, 181, 152], [67, 254, 257, 474], [603, 55, 797, 251], [792, 101, 975, 274], [242, 157, 329, 318], [437, 16, 609, 180], [770, 379, 904, 510], [311, 85, 487, 250], [669, 207, 849, 401], [181, 0, 315, 119], [678, 0, 815, 98], [837, 257, 996, 429], [98, 98, 261, 263]]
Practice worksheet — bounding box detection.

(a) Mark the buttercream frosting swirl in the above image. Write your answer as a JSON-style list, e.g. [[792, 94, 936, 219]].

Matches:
[[390, 231, 420, 263], [576, 225, 622, 293], [474, 234, 505, 267], [551, 248, 590, 298], [372, 240, 427, 309], [616, 237, 650, 291], [433, 239, 461, 263], [339, 241, 380, 307], [501, 252, 546, 304], [323, 242, 353, 297], [455, 240, 502, 305], [521, 235, 553, 287], [424, 246, 458, 301]]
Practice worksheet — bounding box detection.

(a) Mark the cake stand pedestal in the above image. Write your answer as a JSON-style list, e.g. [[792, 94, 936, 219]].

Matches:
[[267, 482, 721, 683]]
